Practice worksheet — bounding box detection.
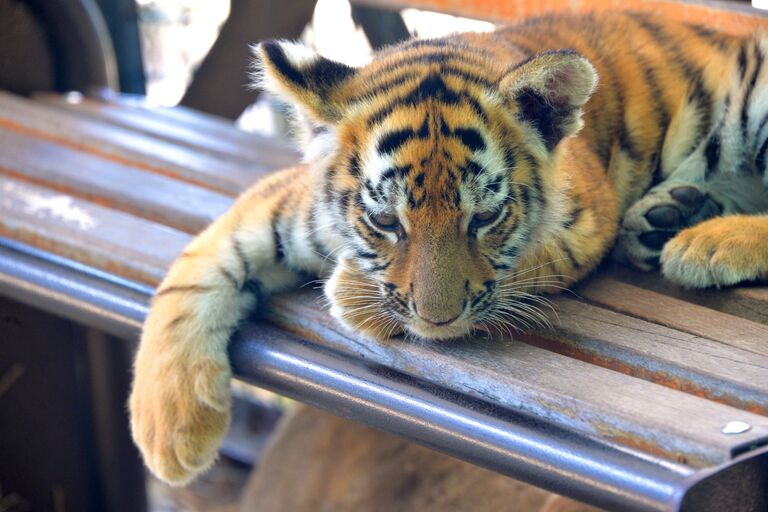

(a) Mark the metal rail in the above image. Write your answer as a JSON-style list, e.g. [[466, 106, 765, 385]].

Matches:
[[0, 237, 765, 512]]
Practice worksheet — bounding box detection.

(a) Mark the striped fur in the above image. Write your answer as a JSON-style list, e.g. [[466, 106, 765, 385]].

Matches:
[[130, 12, 768, 485]]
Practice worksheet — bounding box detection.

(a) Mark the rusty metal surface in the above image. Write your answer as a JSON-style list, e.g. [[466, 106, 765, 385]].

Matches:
[[351, 0, 768, 34]]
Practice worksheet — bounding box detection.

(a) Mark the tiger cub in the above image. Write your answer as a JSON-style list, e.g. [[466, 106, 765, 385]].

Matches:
[[130, 12, 768, 484]]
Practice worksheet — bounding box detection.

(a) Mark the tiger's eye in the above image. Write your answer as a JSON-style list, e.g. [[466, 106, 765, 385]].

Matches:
[[369, 212, 400, 232], [469, 209, 502, 232]]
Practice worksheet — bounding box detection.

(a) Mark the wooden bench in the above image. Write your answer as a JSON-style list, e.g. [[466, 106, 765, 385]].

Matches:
[[1, 6, 768, 509]]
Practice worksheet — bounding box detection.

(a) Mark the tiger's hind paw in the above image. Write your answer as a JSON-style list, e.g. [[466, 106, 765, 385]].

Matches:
[[617, 184, 722, 270], [661, 216, 768, 288]]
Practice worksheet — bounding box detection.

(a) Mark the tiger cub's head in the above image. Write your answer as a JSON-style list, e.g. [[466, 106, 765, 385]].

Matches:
[[255, 38, 597, 340]]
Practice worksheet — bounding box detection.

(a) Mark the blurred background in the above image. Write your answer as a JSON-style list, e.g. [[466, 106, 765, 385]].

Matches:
[[134, 0, 492, 135]]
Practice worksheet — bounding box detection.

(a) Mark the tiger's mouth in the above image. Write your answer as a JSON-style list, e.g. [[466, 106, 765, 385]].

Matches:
[[404, 316, 475, 340]]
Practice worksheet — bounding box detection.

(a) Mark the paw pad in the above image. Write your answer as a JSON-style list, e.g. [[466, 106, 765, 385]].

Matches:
[[644, 205, 681, 228], [669, 185, 703, 206]]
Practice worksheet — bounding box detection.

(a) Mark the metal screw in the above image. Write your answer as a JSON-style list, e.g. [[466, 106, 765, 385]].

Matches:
[[722, 421, 751, 435]]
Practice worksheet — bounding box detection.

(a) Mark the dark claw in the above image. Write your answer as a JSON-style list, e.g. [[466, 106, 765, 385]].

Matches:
[[638, 231, 675, 250], [644, 256, 661, 268], [645, 205, 681, 228], [693, 198, 722, 223], [669, 186, 703, 207]]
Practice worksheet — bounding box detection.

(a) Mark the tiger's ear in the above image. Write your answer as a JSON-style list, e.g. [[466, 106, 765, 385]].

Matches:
[[253, 40, 358, 124], [500, 50, 598, 150]]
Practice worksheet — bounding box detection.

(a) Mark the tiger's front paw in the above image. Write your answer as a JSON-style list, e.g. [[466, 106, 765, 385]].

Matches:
[[129, 351, 232, 485], [661, 216, 768, 288], [617, 184, 721, 270]]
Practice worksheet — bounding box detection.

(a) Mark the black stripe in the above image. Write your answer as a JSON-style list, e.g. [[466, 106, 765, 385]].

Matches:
[[738, 42, 748, 81], [741, 44, 764, 139], [378, 129, 415, 154], [686, 23, 733, 53], [262, 42, 307, 88], [704, 133, 721, 178], [369, 261, 390, 272], [348, 72, 419, 103], [453, 127, 486, 152], [755, 136, 768, 173], [356, 250, 378, 259], [560, 241, 582, 270], [218, 265, 240, 289], [349, 152, 361, 177], [241, 279, 263, 302], [367, 74, 490, 127], [562, 206, 583, 229], [460, 160, 483, 181]]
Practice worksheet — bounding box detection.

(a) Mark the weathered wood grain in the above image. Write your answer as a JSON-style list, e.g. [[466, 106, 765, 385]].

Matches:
[[0, 176, 189, 285], [34, 93, 300, 169], [0, 92, 280, 195], [577, 276, 768, 354], [607, 265, 768, 326], [518, 297, 768, 415], [265, 291, 768, 468], [0, 127, 232, 233]]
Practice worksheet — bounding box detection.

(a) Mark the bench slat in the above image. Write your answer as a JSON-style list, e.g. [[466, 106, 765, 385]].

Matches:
[[607, 266, 768, 326], [0, 92, 288, 196], [34, 93, 300, 168], [520, 298, 768, 415], [578, 277, 768, 354], [266, 291, 768, 468], [0, 127, 232, 234], [0, 176, 188, 285]]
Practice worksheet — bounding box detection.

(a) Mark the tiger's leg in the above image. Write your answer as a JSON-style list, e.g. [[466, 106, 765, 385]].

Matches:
[[660, 214, 768, 287], [129, 165, 329, 485]]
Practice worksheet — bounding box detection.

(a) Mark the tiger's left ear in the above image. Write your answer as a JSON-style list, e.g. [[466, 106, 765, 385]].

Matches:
[[500, 50, 598, 150], [253, 40, 358, 124]]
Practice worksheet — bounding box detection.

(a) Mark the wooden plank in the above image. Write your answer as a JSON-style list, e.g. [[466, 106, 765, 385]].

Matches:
[[34, 93, 300, 169], [577, 276, 768, 355], [0, 176, 189, 285], [0, 127, 233, 234], [0, 92, 285, 196], [607, 265, 768, 326], [266, 291, 768, 468], [353, 0, 768, 34], [513, 297, 768, 415]]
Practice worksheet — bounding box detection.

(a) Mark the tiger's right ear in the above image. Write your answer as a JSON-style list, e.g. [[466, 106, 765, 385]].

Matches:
[[253, 41, 358, 124]]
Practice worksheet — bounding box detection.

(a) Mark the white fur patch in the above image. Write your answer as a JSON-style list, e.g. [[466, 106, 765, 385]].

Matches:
[[279, 41, 320, 68]]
